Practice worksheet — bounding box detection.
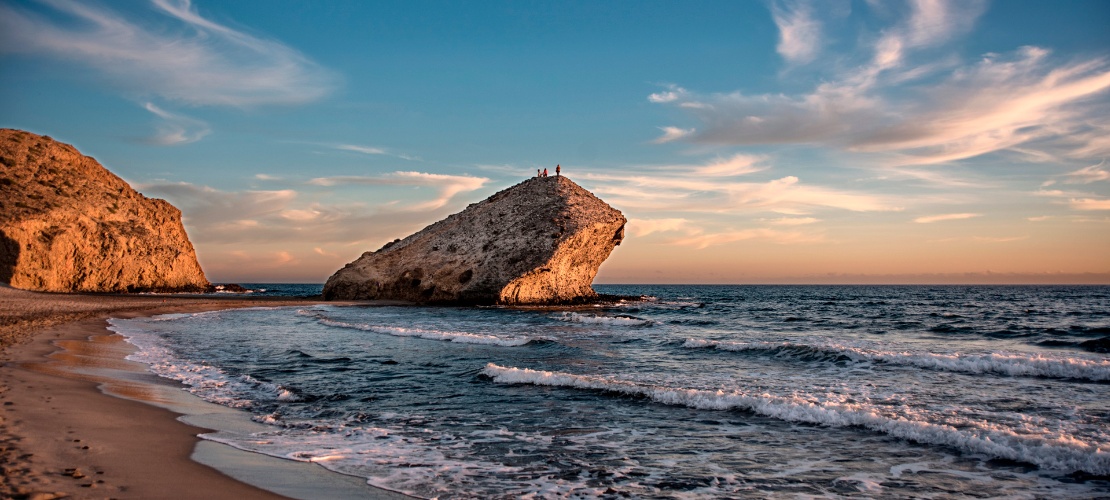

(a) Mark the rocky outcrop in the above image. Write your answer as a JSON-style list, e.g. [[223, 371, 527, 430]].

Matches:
[[0, 129, 210, 293], [324, 175, 626, 304]]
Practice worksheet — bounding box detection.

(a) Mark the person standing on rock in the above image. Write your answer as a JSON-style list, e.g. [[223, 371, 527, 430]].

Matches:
[[537, 169, 541, 177], [543, 168, 548, 177], [556, 165, 561, 176]]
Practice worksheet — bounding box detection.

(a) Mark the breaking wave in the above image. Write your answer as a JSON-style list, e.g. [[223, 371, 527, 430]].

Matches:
[[682, 339, 1110, 382], [480, 363, 1110, 475], [556, 312, 653, 326], [303, 311, 534, 346]]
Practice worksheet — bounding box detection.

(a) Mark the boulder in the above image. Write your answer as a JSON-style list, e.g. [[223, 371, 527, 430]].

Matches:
[[0, 129, 210, 293], [324, 175, 625, 304]]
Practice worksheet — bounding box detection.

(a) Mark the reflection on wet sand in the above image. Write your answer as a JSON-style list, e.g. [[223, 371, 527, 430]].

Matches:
[[22, 332, 176, 406]]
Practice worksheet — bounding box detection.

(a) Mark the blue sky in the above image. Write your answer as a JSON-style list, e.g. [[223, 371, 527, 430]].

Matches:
[[2, 0, 1109, 283]]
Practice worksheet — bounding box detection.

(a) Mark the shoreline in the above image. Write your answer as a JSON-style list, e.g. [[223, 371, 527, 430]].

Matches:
[[0, 285, 408, 499]]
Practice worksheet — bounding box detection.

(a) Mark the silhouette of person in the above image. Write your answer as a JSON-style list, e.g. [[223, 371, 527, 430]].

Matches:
[[556, 164, 561, 176], [537, 169, 541, 177], [542, 168, 548, 177]]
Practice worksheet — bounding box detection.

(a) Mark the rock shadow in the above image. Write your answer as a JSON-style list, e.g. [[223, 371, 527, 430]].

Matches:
[[0, 229, 18, 284]]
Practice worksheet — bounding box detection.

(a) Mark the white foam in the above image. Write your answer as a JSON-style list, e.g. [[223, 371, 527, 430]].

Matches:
[[309, 314, 533, 346], [682, 339, 1110, 382], [556, 312, 653, 326], [109, 317, 300, 406], [481, 363, 1110, 475]]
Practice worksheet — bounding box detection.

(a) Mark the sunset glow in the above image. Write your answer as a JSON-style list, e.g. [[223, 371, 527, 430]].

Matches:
[[2, 0, 1108, 283]]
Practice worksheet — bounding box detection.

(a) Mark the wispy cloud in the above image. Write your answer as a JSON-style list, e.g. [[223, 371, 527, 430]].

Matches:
[[142, 102, 209, 145], [652, 126, 695, 144], [1060, 161, 1110, 184], [1069, 198, 1110, 210], [670, 228, 825, 249], [771, 0, 822, 64], [333, 144, 420, 161], [913, 212, 981, 223], [0, 0, 336, 107], [137, 181, 468, 246], [650, 1, 1110, 166], [307, 172, 489, 210], [626, 218, 692, 237], [764, 216, 820, 226], [584, 170, 896, 214]]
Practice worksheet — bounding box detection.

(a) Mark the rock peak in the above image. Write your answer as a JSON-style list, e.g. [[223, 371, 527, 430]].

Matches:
[[324, 175, 626, 304], [0, 129, 210, 292]]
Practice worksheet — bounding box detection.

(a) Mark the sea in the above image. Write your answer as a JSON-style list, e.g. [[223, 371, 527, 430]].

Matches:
[[107, 285, 1110, 498]]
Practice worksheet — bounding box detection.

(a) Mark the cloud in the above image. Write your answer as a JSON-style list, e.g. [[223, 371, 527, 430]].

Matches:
[[1059, 161, 1110, 184], [1027, 215, 1051, 222], [333, 144, 420, 161], [691, 154, 766, 176], [649, 2, 1110, 166], [584, 170, 896, 214], [648, 86, 686, 103], [142, 102, 209, 145], [669, 228, 824, 249], [913, 212, 981, 223], [771, 0, 822, 64], [307, 171, 489, 210], [1069, 198, 1110, 210], [137, 181, 470, 246], [337, 144, 387, 155], [652, 126, 695, 144], [764, 216, 820, 226], [626, 218, 692, 237], [0, 0, 336, 106]]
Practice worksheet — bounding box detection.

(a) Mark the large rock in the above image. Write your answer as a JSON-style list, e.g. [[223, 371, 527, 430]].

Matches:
[[324, 175, 626, 304], [0, 129, 210, 293]]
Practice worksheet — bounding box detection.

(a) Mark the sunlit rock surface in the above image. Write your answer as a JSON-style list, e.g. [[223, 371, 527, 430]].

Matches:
[[324, 176, 625, 304], [0, 129, 210, 292]]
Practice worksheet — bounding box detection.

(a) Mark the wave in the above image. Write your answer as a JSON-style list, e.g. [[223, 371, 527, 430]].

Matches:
[[108, 318, 301, 407], [480, 363, 1110, 475], [683, 339, 1110, 382], [303, 311, 534, 346], [555, 312, 653, 327]]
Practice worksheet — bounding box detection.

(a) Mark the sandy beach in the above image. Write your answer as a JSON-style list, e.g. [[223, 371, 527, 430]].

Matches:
[[0, 285, 402, 499]]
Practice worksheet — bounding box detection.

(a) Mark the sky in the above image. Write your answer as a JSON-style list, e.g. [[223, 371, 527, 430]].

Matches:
[[2, 0, 1109, 284]]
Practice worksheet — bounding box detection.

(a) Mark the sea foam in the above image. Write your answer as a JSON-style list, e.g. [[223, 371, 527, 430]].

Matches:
[[683, 339, 1110, 382], [556, 312, 653, 326], [481, 363, 1110, 475], [303, 311, 534, 346]]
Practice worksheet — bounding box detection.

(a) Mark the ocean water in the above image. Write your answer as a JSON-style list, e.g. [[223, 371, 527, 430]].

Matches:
[[108, 285, 1110, 498]]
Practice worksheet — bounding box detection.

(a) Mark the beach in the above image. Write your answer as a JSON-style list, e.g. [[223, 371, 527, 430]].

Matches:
[[0, 285, 404, 499], [3, 284, 1108, 498]]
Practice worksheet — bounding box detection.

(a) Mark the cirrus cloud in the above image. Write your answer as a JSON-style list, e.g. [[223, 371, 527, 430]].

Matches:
[[0, 0, 337, 107]]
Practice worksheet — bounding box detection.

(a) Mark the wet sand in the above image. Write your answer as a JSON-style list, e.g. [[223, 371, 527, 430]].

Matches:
[[0, 285, 409, 499]]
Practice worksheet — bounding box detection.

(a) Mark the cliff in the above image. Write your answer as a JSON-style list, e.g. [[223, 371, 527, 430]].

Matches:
[[0, 129, 210, 293], [324, 175, 626, 304]]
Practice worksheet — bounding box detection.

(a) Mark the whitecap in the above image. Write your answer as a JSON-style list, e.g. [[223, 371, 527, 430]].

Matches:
[[683, 339, 1110, 382], [309, 314, 533, 346], [480, 363, 1110, 475], [555, 312, 653, 326]]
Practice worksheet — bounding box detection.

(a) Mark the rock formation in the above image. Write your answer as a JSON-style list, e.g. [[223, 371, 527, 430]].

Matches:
[[0, 129, 210, 293], [324, 175, 626, 304]]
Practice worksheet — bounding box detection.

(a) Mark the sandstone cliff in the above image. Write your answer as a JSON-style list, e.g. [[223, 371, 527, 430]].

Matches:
[[0, 129, 210, 293], [324, 175, 625, 304]]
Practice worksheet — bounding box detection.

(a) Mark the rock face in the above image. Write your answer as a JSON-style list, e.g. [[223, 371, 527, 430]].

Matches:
[[324, 175, 626, 304], [0, 129, 210, 293]]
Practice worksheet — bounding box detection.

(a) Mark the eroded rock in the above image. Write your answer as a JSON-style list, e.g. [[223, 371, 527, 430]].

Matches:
[[324, 175, 625, 304], [0, 129, 210, 293]]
